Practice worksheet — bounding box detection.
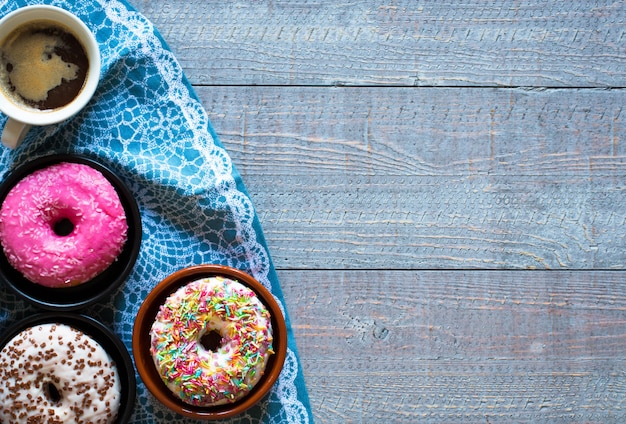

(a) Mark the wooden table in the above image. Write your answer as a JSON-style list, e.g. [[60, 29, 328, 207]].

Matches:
[[134, 1, 625, 422]]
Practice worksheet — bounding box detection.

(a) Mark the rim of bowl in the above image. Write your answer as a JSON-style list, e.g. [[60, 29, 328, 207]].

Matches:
[[0, 312, 136, 423], [132, 264, 288, 420], [0, 154, 142, 310]]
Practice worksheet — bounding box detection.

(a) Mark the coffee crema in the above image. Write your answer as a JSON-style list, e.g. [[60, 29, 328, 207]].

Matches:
[[0, 20, 88, 111]]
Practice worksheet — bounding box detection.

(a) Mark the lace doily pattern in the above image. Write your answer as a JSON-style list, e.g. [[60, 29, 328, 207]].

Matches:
[[0, 1, 312, 423]]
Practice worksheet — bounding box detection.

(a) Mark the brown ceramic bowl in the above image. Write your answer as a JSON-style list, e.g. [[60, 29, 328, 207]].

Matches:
[[132, 264, 287, 420]]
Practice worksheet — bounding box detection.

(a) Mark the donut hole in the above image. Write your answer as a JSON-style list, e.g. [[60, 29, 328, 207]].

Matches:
[[44, 381, 62, 403], [200, 329, 224, 352], [52, 217, 75, 236]]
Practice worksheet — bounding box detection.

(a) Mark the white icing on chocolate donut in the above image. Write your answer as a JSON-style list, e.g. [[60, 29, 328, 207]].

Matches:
[[0, 323, 121, 423]]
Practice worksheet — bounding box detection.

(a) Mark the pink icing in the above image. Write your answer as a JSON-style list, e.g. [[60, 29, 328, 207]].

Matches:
[[0, 162, 128, 288]]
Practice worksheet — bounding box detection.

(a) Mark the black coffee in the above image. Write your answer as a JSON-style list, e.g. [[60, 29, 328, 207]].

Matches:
[[0, 20, 88, 110]]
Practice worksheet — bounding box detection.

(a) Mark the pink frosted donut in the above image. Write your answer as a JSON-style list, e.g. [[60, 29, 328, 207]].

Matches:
[[0, 162, 128, 288]]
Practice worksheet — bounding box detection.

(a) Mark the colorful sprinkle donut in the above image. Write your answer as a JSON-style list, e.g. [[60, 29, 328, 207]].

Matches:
[[0, 323, 121, 423], [0, 162, 128, 287], [150, 276, 274, 406]]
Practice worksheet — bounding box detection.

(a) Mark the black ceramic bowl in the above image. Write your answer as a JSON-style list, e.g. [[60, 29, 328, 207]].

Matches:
[[0, 154, 141, 310], [0, 312, 136, 423]]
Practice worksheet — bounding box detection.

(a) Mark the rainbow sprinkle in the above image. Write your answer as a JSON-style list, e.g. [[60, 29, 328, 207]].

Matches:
[[149, 276, 274, 407]]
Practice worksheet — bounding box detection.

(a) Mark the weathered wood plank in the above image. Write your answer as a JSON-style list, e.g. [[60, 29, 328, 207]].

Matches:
[[126, 2, 626, 421], [197, 86, 626, 269], [280, 270, 626, 422], [202, 86, 626, 177], [133, 0, 626, 87], [245, 175, 625, 270]]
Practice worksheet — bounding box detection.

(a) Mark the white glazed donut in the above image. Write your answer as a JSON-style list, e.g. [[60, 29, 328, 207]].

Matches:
[[150, 276, 274, 406], [0, 323, 121, 423]]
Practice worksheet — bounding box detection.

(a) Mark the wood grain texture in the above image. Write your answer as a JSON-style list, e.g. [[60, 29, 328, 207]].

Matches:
[[126, 1, 626, 422], [196, 86, 626, 270], [133, 0, 626, 87], [280, 270, 626, 423], [199, 86, 626, 177], [239, 175, 625, 270]]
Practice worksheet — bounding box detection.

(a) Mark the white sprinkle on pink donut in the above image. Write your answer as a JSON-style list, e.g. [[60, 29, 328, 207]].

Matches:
[[0, 162, 128, 287]]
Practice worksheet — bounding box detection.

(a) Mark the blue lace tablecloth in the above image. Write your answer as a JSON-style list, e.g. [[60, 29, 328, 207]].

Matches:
[[0, 0, 313, 423]]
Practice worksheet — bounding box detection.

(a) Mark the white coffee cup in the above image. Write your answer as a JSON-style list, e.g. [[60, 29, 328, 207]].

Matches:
[[0, 5, 100, 148]]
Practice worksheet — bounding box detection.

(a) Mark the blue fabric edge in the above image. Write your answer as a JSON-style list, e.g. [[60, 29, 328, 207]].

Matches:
[[117, 1, 316, 422]]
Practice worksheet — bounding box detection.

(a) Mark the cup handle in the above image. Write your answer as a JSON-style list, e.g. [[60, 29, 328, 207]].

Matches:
[[2, 118, 32, 149]]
